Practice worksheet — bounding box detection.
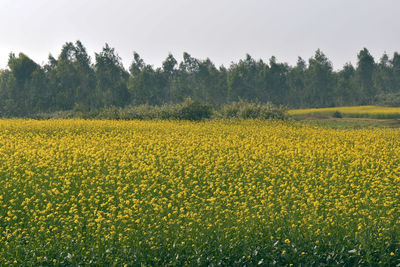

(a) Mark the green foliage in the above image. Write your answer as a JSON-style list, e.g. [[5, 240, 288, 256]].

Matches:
[[35, 100, 286, 121], [178, 98, 212, 120], [305, 49, 335, 107], [95, 43, 130, 107], [2, 41, 400, 117], [6, 53, 48, 115], [302, 118, 400, 129], [375, 92, 400, 107], [333, 111, 343, 118], [356, 48, 376, 104], [216, 101, 287, 119]]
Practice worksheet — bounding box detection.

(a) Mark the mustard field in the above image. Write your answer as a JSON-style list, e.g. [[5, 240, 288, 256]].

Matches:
[[289, 105, 400, 119], [0, 119, 399, 265]]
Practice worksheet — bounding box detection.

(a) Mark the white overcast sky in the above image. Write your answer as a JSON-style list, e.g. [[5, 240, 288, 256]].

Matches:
[[0, 0, 399, 70]]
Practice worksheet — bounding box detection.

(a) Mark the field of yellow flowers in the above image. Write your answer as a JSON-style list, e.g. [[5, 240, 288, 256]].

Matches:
[[0, 119, 399, 265]]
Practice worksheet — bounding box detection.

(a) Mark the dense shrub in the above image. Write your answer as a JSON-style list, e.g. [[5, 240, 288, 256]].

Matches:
[[333, 111, 343, 118], [375, 92, 400, 107], [34, 100, 286, 121], [215, 101, 287, 120], [177, 98, 212, 120]]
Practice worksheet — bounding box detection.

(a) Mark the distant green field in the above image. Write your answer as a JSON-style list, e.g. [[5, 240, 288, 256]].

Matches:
[[300, 119, 400, 129], [289, 105, 400, 119]]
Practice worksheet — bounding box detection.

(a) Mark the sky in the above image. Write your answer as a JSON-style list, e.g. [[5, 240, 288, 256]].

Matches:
[[0, 0, 399, 70]]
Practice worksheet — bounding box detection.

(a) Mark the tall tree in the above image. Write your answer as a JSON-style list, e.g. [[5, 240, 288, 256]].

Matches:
[[305, 49, 335, 107], [373, 53, 393, 96], [355, 48, 376, 104], [266, 56, 289, 105], [73, 40, 96, 110], [7, 53, 47, 114], [193, 58, 216, 103], [392, 52, 400, 93], [173, 52, 199, 103], [128, 52, 162, 105], [95, 43, 130, 107], [161, 53, 178, 103], [53, 42, 79, 110], [227, 54, 265, 102], [45, 41, 96, 111], [287, 57, 306, 107], [335, 63, 356, 106], [0, 69, 17, 116]]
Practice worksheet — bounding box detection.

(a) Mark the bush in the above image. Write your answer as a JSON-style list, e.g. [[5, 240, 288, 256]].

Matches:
[[34, 110, 75, 119], [33, 100, 287, 121], [178, 98, 212, 121], [375, 92, 400, 107], [215, 101, 287, 120], [332, 111, 343, 118]]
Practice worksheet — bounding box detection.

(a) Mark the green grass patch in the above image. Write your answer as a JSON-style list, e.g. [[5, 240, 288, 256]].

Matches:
[[300, 119, 400, 129], [289, 105, 400, 119]]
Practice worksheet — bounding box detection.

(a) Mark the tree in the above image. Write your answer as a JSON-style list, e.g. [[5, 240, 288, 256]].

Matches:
[[305, 49, 335, 107], [161, 53, 178, 103], [128, 52, 162, 105], [7, 53, 47, 115], [392, 52, 400, 93], [266, 56, 289, 105], [335, 63, 356, 106], [173, 52, 199, 103], [50, 42, 79, 110], [287, 57, 307, 107], [45, 41, 96, 111], [73, 40, 96, 110], [373, 52, 393, 96], [227, 54, 265, 102], [129, 52, 145, 76], [95, 43, 130, 107], [355, 48, 376, 104], [0, 69, 17, 116]]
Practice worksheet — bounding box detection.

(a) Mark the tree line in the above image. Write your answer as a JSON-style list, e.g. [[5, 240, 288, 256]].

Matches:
[[0, 40, 400, 117]]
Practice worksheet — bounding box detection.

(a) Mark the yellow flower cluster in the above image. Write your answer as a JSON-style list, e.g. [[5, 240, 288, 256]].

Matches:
[[0, 119, 398, 265]]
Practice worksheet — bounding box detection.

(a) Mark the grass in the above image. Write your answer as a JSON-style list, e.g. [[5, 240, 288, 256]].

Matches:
[[289, 105, 400, 119], [289, 105, 400, 129], [299, 118, 400, 129]]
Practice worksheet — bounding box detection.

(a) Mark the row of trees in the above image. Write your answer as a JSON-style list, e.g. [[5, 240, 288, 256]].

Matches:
[[1, 41, 400, 116]]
